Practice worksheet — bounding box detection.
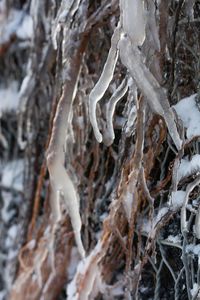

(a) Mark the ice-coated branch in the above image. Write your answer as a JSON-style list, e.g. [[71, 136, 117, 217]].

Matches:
[[46, 5, 88, 258], [104, 77, 128, 146], [88, 24, 120, 142], [120, 0, 146, 46], [118, 35, 182, 150]]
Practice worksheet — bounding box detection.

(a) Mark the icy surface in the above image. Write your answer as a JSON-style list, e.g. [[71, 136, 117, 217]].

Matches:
[[0, 82, 19, 114], [174, 94, 200, 139]]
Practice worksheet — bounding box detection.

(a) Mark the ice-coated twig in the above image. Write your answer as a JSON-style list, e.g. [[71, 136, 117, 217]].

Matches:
[[181, 176, 200, 234], [89, 24, 120, 142], [104, 77, 128, 145], [118, 35, 182, 150]]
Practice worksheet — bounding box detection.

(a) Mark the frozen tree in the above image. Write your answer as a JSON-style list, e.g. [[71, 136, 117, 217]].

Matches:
[[0, 1, 200, 300]]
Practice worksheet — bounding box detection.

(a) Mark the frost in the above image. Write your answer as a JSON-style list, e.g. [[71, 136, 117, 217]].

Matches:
[[174, 94, 200, 140], [177, 155, 200, 182]]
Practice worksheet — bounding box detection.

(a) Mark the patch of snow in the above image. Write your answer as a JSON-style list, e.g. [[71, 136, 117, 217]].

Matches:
[[1, 159, 24, 191], [0, 7, 33, 44], [16, 14, 33, 40], [171, 190, 186, 209], [177, 155, 200, 182], [8, 225, 18, 239], [186, 244, 200, 255], [0, 82, 19, 114], [7, 249, 18, 260], [166, 234, 182, 244], [174, 94, 200, 139], [191, 283, 199, 298], [0, 8, 22, 44]]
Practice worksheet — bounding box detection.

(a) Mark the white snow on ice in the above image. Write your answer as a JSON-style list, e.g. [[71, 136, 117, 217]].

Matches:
[[171, 190, 186, 209], [177, 155, 200, 182], [174, 94, 200, 140]]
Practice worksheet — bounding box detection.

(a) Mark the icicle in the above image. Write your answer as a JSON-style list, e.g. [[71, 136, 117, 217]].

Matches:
[[104, 77, 128, 146], [146, 0, 160, 51], [120, 0, 146, 46], [118, 35, 182, 150], [47, 155, 85, 259], [89, 24, 120, 143]]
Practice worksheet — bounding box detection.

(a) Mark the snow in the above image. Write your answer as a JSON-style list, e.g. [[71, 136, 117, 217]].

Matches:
[[177, 155, 200, 182], [191, 283, 199, 297], [0, 82, 19, 114], [171, 190, 186, 209], [1, 159, 24, 191], [174, 94, 200, 140], [0, 6, 33, 44], [166, 234, 182, 244], [186, 244, 200, 255], [16, 14, 33, 40], [1, 160, 24, 223]]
